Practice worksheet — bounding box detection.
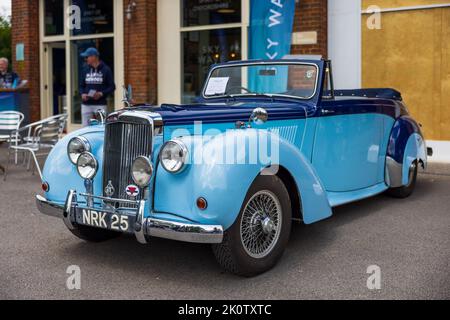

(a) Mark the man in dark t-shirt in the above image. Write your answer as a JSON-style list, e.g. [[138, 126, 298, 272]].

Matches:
[[79, 48, 115, 126]]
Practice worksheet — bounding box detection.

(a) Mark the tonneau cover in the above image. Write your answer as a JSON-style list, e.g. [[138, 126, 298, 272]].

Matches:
[[334, 88, 402, 101]]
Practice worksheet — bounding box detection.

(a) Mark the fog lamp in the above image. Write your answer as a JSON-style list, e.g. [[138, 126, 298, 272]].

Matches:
[[76, 152, 98, 180]]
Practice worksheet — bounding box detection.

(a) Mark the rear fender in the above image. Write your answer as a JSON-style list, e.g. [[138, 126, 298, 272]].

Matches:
[[386, 116, 427, 187]]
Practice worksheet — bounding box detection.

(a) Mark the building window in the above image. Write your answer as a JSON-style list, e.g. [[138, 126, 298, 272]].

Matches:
[[182, 28, 241, 103], [71, 0, 114, 36], [44, 0, 64, 36], [182, 0, 241, 27], [180, 0, 244, 104]]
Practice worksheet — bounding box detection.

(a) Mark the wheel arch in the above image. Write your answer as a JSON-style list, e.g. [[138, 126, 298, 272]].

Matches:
[[272, 166, 302, 222], [386, 116, 427, 188]]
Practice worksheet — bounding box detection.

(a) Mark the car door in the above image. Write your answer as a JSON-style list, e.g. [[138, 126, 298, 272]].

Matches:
[[311, 102, 385, 192]]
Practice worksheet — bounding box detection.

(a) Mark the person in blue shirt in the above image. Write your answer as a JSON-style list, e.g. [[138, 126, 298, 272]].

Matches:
[[0, 58, 20, 89], [79, 48, 116, 126]]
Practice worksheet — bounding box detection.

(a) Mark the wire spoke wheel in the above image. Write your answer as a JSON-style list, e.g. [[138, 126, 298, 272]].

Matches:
[[212, 175, 291, 276], [240, 190, 282, 259]]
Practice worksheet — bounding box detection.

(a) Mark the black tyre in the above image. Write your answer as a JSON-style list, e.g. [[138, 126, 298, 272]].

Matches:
[[386, 161, 418, 199], [212, 175, 292, 277], [69, 225, 121, 243]]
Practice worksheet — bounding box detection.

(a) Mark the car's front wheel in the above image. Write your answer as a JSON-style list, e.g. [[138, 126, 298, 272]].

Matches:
[[212, 175, 292, 277]]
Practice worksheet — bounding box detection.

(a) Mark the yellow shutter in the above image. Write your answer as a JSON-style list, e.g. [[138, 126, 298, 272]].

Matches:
[[362, 2, 450, 140]]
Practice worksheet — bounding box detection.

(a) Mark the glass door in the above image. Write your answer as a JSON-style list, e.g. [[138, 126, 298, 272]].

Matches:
[[39, 0, 123, 131], [42, 42, 66, 119], [70, 37, 115, 125]]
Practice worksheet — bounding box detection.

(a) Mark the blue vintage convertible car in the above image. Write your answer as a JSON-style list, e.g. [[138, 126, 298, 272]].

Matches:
[[36, 59, 428, 276]]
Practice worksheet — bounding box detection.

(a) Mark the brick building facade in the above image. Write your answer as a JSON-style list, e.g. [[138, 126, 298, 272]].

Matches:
[[11, 0, 40, 122], [11, 0, 328, 127]]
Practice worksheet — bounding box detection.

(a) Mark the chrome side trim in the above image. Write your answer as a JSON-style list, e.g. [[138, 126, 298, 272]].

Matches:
[[147, 218, 223, 244], [385, 156, 403, 188]]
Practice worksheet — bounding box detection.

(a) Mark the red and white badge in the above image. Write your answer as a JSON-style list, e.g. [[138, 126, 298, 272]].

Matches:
[[125, 185, 140, 197]]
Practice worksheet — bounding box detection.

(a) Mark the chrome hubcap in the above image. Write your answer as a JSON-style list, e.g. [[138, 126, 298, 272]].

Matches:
[[262, 217, 276, 234], [240, 190, 282, 259]]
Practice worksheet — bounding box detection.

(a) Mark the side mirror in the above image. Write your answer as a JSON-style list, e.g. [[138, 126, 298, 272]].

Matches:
[[249, 107, 268, 127], [122, 85, 133, 108]]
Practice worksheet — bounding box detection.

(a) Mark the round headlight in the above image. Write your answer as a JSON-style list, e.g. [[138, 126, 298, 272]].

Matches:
[[131, 156, 153, 187], [160, 140, 188, 173], [77, 152, 98, 180], [68, 137, 90, 164]]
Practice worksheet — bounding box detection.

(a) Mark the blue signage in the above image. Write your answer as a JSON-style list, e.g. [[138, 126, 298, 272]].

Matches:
[[248, 0, 297, 93]]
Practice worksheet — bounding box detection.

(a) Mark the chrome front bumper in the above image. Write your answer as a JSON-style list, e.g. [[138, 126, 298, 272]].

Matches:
[[36, 191, 223, 244]]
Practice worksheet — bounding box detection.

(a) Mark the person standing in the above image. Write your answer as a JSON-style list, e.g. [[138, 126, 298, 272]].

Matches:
[[0, 57, 20, 89], [79, 48, 115, 126]]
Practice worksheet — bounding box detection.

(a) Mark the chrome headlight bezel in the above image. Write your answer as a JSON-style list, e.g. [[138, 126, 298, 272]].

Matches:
[[159, 139, 188, 174], [68, 136, 91, 165], [131, 156, 154, 187], [76, 152, 98, 180]]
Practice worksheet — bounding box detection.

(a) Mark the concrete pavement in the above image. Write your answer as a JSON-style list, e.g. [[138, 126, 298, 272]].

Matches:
[[0, 149, 449, 300]]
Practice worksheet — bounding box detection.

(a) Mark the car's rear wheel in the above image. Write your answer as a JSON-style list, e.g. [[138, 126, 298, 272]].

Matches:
[[69, 225, 121, 243], [212, 175, 291, 277], [386, 161, 418, 198]]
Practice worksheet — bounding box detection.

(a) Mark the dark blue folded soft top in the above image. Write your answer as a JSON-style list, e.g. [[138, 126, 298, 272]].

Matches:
[[334, 88, 402, 101]]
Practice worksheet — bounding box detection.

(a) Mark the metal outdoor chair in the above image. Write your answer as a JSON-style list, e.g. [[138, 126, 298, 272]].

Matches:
[[23, 114, 67, 143], [0, 111, 25, 174], [3, 115, 63, 181], [21, 114, 67, 168]]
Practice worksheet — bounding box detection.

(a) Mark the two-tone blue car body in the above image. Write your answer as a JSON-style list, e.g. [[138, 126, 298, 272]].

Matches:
[[36, 59, 428, 276]]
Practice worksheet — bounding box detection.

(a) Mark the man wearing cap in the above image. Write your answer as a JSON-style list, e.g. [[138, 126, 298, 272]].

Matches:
[[79, 47, 115, 126]]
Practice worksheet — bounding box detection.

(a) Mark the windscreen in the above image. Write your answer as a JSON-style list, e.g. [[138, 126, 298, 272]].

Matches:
[[203, 63, 318, 100]]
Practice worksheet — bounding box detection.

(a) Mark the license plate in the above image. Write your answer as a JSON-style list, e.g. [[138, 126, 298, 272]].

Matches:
[[75, 208, 136, 233]]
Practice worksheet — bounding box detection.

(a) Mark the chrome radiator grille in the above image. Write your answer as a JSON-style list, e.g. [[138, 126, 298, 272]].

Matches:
[[103, 121, 152, 205]]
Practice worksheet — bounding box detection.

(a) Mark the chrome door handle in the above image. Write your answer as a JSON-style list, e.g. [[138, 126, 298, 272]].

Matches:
[[321, 109, 335, 115]]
